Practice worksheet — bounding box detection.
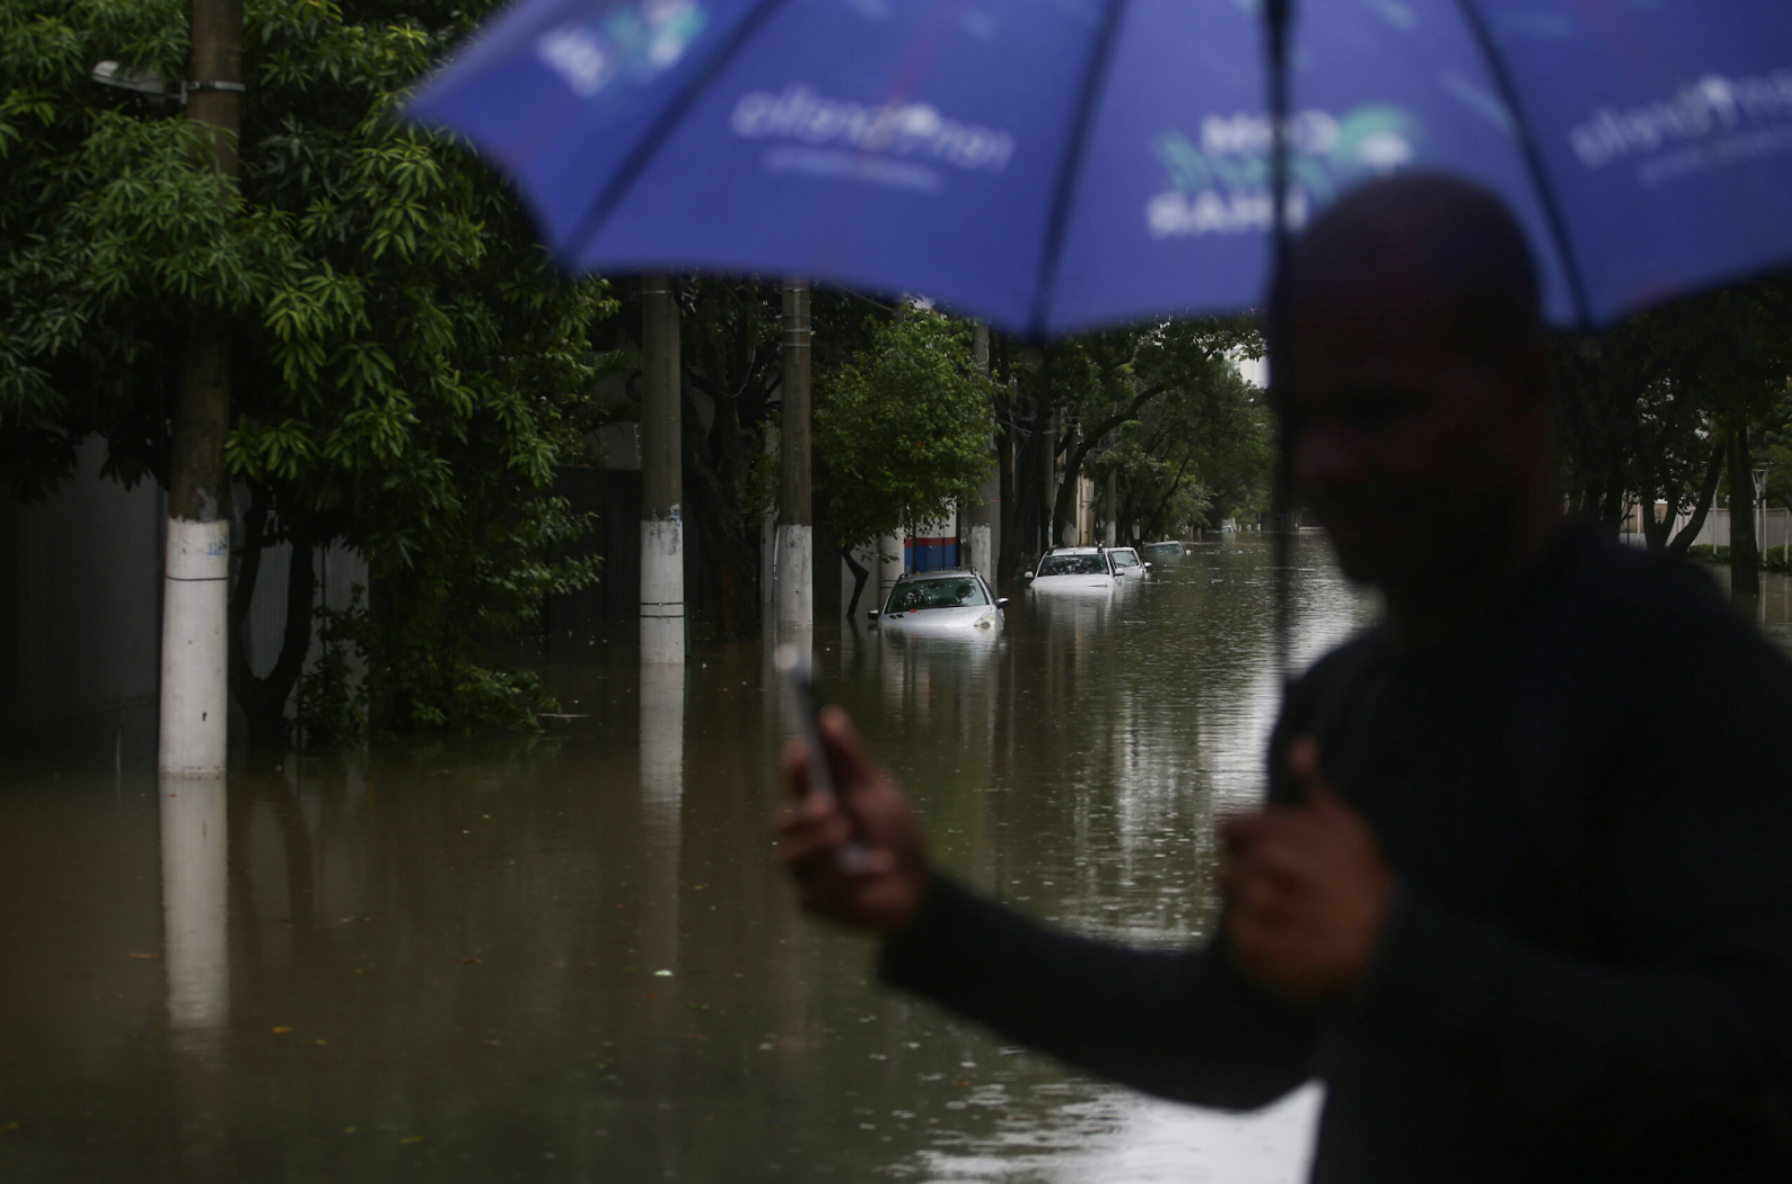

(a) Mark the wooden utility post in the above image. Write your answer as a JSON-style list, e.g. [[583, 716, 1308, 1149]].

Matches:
[[640, 276, 685, 664], [160, 0, 244, 775], [775, 280, 813, 635]]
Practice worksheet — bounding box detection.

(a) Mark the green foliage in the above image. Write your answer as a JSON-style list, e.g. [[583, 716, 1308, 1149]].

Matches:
[[741, 423, 780, 529], [374, 493, 599, 733], [998, 316, 1269, 547], [1, 0, 617, 734], [816, 312, 1002, 548], [296, 587, 368, 744], [1088, 342, 1271, 539]]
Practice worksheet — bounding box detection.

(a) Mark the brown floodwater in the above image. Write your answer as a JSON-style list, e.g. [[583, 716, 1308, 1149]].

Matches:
[[2, 534, 1786, 1183]]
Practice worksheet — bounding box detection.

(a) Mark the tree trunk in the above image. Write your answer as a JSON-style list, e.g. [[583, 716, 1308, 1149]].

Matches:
[[1142, 457, 1194, 542], [1729, 427, 1760, 603], [841, 545, 870, 620], [228, 511, 317, 749], [1597, 479, 1626, 530], [1051, 425, 1080, 546], [1035, 350, 1056, 552], [1668, 438, 1726, 557], [680, 389, 759, 640]]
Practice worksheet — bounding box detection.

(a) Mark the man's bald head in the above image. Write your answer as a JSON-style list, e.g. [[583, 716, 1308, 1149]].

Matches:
[[1285, 173, 1543, 370], [1279, 174, 1563, 638]]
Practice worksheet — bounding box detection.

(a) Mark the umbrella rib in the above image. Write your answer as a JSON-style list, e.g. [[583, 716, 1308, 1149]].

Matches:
[[561, 0, 805, 268], [1450, 0, 1595, 329], [1025, 0, 1135, 339]]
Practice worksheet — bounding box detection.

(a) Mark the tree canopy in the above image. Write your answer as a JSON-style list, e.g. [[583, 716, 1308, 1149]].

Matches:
[[816, 310, 999, 550], [1, 0, 620, 737]]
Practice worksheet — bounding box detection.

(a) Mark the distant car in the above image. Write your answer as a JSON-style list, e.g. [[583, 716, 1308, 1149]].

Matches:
[[1106, 546, 1151, 579], [1143, 540, 1183, 557], [1025, 547, 1119, 591], [869, 569, 1006, 630]]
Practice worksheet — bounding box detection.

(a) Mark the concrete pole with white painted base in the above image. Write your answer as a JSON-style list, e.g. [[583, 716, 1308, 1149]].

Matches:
[[964, 322, 999, 584], [775, 280, 813, 636], [640, 276, 685, 664], [160, 0, 243, 777]]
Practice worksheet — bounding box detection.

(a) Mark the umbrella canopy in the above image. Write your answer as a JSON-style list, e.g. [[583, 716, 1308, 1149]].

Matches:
[[407, 0, 1792, 338]]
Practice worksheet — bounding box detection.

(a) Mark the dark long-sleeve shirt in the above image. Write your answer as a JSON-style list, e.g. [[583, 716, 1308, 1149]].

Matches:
[[881, 524, 1792, 1182]]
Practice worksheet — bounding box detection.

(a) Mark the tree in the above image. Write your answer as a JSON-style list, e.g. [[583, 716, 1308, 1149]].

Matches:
[[982, 317, 1260, 558], [1554, 281, 1792, 598], [1090, 355, 1271, 542], [815, 311, 1002, 616], [1, 0, 619, 740]]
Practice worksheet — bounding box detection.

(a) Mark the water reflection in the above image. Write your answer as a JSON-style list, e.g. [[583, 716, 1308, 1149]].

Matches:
[[15, 538, 1786, 1181], [161, 773, 230, 1038]]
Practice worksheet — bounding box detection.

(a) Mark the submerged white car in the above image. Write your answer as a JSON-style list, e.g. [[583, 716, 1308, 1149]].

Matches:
[[1026, 547, 1119, 591], [1105, 546, 1151, 580], [869, 569, 1007, 631]]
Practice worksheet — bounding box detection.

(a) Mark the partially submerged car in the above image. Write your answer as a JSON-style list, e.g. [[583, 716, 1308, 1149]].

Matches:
[[1025, 547, 1119, 592], [869, 569, 1007, 631], [1105, 546, 1151, 580]]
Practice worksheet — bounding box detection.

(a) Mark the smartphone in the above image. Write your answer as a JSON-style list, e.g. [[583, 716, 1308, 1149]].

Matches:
[[773, 644, 835, 801]]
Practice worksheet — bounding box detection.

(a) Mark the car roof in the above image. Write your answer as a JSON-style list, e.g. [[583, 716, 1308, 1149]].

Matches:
[[893, 568, 984, 580]]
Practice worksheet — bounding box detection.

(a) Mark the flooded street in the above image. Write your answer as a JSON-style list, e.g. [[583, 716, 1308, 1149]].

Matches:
[[4, 535, 1787, 1183]]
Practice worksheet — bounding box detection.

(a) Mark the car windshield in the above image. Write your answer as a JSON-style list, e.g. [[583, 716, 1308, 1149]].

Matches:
[[1037, 554, 1108, 576], [885, 577, 988, 612], [1110, 549, 1141, 568]]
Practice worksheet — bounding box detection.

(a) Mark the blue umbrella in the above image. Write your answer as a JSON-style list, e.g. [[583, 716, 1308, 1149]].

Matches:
[[406, 0, 1792, 338]]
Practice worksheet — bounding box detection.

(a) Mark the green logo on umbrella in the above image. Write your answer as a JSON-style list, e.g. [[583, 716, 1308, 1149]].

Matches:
[[537, 0, 710, 100], [1147, 103, 1422, 237]]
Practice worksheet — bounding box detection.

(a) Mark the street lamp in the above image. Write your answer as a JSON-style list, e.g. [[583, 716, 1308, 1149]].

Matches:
[[91, 61, 183, 104], [90, 61, 246, 107]]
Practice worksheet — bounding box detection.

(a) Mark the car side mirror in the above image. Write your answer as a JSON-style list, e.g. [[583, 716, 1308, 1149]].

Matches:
[[1022, 572, 1034, 579], [867, 610, 880, 620], [1144, 561, 1153, 568], [995, 598, 1010, 610]]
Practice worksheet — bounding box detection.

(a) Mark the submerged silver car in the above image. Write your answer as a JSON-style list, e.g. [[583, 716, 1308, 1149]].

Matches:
[[869, 569, 1007, 631]]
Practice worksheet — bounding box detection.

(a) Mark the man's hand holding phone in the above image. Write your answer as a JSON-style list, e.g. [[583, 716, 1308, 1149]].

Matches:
[[777, 707, 932, 935]]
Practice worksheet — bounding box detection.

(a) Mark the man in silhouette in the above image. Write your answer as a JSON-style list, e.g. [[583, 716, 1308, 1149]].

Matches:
[[781, 174, 1792, 1183]]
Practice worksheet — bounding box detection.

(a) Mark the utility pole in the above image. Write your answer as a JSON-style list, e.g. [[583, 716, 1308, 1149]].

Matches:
[[964, 322, 999, 584], [160, 0, 244, 776], [640, 276, 685, 664], [775, 280, 813, 636]]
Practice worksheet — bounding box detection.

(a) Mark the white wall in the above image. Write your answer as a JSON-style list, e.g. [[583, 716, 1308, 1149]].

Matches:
[[1642, 505, 1792, 552]]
